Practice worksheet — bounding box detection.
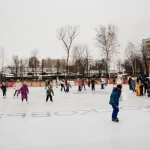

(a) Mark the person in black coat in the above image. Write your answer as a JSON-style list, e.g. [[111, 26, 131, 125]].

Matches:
[[1, 82, 7, 97], [143, 77, 149, 95], [91, 78, 97, 91], [128, 78, 132, 90], [140, 82, 144, 96]]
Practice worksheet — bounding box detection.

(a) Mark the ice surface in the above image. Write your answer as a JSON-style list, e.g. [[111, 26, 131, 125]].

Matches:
[[0, 85, 150, 150]]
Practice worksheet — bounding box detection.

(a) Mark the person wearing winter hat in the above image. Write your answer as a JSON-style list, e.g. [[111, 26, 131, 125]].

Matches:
[[20, 81, 29, 104], [109, 84, 122, 122], [1, 82, 7, 98], [13, 80, 21, 98]]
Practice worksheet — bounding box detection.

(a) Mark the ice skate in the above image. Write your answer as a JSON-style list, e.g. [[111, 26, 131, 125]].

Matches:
[[112, 118, 119, 122]]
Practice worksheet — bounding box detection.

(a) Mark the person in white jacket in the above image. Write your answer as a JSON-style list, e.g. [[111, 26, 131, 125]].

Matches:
[[100, 78, 105, 89], [13, 80, 21, 98]]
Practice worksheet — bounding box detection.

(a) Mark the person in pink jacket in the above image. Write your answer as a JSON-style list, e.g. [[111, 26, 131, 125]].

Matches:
[[20, 81, 29, 103], [13, 80, 21, 98], [78, 79, 82, 91]]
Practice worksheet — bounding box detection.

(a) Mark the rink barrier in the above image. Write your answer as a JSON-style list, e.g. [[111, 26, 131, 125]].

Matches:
[[5, 79, 128, 87]]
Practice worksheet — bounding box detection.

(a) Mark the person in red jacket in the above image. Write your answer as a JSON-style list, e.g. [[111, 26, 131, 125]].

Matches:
[[78, 79, 82, 91]]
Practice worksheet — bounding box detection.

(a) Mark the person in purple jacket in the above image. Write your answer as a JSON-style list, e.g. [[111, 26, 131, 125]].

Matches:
[[20, 81, 29, 104]]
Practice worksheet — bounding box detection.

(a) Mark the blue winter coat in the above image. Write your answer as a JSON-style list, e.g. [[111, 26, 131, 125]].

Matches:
[[112, 88, 121, 106]]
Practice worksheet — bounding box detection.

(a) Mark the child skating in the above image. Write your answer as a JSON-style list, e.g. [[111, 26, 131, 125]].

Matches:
[[13, 80, 21, 98], [60, 80, 65, 92], [46, 84, 54, 102], [65, 81, 71, 93], [1, 82, 7, 98], [20, 81, 29, 104], [109, 84, 122, 122]]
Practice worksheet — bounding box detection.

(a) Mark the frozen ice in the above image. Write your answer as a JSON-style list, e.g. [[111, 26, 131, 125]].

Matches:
[[0, 85, 150, 150]]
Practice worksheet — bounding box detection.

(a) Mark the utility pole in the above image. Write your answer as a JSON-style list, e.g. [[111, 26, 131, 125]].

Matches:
[[0, 46, 4, 82], [1, 46, 4, 73]]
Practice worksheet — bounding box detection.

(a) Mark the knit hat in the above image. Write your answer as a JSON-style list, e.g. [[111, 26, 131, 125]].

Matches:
[[117, 84, 122, 90]]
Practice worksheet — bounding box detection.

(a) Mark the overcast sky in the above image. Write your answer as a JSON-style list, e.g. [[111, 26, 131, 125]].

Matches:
[[0, 0, 150, 66]]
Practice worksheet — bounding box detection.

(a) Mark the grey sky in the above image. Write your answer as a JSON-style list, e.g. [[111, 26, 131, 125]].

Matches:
[[0, 0, 150, 66]]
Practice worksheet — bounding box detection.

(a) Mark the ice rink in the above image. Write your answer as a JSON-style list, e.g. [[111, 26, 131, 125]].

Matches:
[[0, 85, 150, 150]]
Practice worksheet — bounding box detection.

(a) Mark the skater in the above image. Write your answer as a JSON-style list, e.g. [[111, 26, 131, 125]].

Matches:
[[60, 80, 65, 92], [143, 77, 149, 95], [147, 80, 150, 97], [56, 77, 59, 88], [87, 79, 91, 87], [1, 82, 7, 98], [91, 78, 96, 91], [46, 84, 54, 102], [128, 77, 132, 90], [78, 79, 82, 92], [45, 80, 50, 89], [113, 78, 116, 85], [81, 79, 86, 90], [100, 78, 105, 89], [136, 83, 140, 96], [13, 80, 21, 98], [140, 82, 144, 96], [131, 80, 136, 92], [109, 84, 122, 122], [65, 81, 71, 93], [20, 81, 29, 103]]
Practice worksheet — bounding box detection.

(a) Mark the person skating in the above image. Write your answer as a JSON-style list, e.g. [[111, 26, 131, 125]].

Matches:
[[128, 77, 132, 90], [78, 79, 82, 92], [13, 80, 21, 98], [147, 80, 150, 97], [20, 81, 29, 103], [91, 78, 96, 91], [1, 82, 7, 98], [56, 77, 59, 88], [60, 80, 65, 92], [143, 77, 149, 95], [46, 84, 54, 102], [100, 78, 105, 89], [131, 80, 136, 92], [113, 78, 116, 85], [45, 80, 50, 89], [87, 79, 91, 87], [81, 79, 86, 90], [109, 84, 122, 122], [140, 82, 144, 96], [65, 81, 71, 93]]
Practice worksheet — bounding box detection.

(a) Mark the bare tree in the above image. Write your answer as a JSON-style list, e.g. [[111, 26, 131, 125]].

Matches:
[[47, 57, 53, 73], [139, 45, 150, 74], [41, 59, 44, 74], [117, 59, 122, 73], [95, 24, 119, 74], [73, 44, 90, 76], [56, 59, 61, 73], [20, 58, 28, 76], [57, 26, 79, 76], [12, 55, 20, 77], [125, 42, 137, 75], [96, 59, 107, 77], [29, 50, 39, 77]]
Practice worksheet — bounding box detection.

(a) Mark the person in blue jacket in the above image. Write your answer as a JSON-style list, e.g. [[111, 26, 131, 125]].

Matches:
[[109, 84, 122, 122]]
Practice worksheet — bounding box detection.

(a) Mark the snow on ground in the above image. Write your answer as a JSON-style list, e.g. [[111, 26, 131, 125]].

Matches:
[[0, 85, 150, 150]]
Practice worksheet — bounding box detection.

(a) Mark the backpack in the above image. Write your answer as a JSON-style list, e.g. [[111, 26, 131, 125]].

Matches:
[[109, 92, 117, 105]]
